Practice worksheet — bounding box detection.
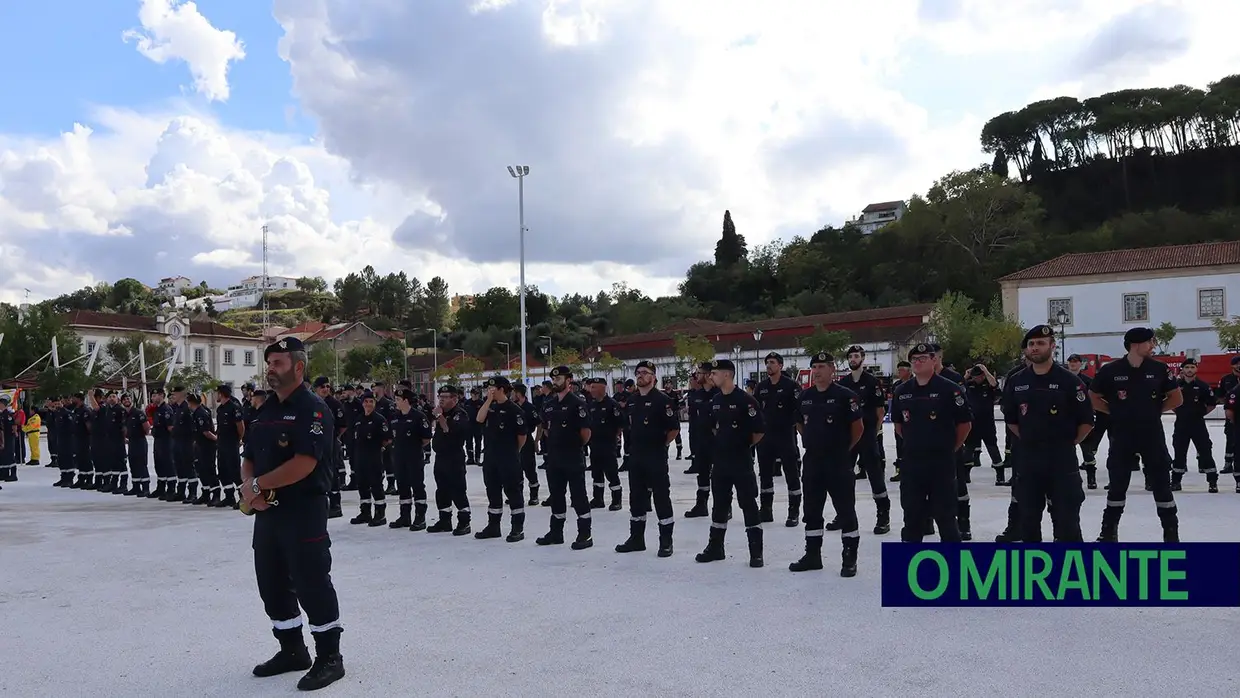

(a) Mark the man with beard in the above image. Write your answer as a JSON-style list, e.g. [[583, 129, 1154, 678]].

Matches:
[[243, 336, 345, 691], [684, 362, 718, 518], [120, 394, 152, 496], [187, 393, 220, 506], [512, 384, 542, 506], [1001, 325, 1094, 542], [584, 378, 623, 511], [834, 346, 891, 535], [695, 359, 766, 568], [791, 352, 864, 577], [349, 390, 391, 527], [615, 361, 680, 557], [312, 378, 346, 518], [1090, 327, 1183, 542], [214, 384, 246, 509], [1066, 354, 1103, 490], [536, 366, 594, 550], [427, 386, 473, 535], [474, 376, 528, 542], [890, 344, 971, 543], [754, 352, 803, 528], [389, 388, 433, 531], [1171, 358, 1219, 493], [964, 364, 1005, 485], [52, 396, 77, 488], [1217, 356, 1240, 474], [888, 360, 911, 483]]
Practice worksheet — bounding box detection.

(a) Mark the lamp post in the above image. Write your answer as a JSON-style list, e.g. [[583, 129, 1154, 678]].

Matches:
[[497, 341, 510, 372], [752, 328, 763, 383], [539, 344, 549, 379], [507, 164, 531, 387], [1054, 309, 1069, 362]]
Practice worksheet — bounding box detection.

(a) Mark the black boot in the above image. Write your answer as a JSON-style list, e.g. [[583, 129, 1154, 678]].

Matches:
[[537, 516, 565, 546], [125, 477, 142, 496], [684, 488, 709, 518], [349, 503, 372, 525], [253, 626, 312, 678], [475, 512, 503, 539], [426, 511, 453, 533], [695, 525, 726, 563], [220, 487, 238, 510], [54, 471, 74, 488], [506, 511, 525, 542], [615, 519, 647, 553], [410, 503, 428, 531], [326, 492, 342, 518], [1096, 506, 1122, 542], [759, 491, 774, 523], [675, 446, 682, 460], [1208, 473, 1219, 494], [825, 516, 842, 531], [384, 478, 397, 496], [368, 503, 387, 527], [957, 500, 972, 541], [590, 484, 605, 509], [112, 474, 129, 494], [889, 467, 901, 483], [297, 627, 345, 691], [746, 526, 764, 568], [1085, 468, 1097, 490], [571, 517, 593, 550], [994, 466, 1007, 486], [527, 483, 539, 507], [785, 494, 801, 528], [390, 503, 413, 529], [169, 480, 185, 502], [840, 536, 859, 578], [147, 479, 166, 498], [874, 497, 891, 535], [342, 478, 357, 492], [453, 511, 472, 536], [789, 536, 823, 572], [609, 486, 623, 512], [657, 522, 674, 558], [1158, 505, 1180, 543], [995, 502, 1022, 542], [184, 482, 201, 504]]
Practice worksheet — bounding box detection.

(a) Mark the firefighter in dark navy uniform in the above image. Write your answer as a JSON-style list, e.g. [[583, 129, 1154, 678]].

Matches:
[[1001, 325, 1094, 542], [1171, 358, 1219, 493], [390, 388, 433, 530], [121, 394, 152, 497], [1089, 327, 1183, 542], [147, 389, 175, 498], [312, 377, 347, 518], [889, 343, 971, 543], [1217, 356, 1240, 474], [584, 378, 623, 511], [791, 352, 864, 577], [427, 385, 473, 535], [215, 384, 245, 509], [684, 362, 718, 518], [242, 336, 345, 691], [1065, 354, 1101, 489], [963, 364, 1005, 485], [615, 361, 680, 557], [995, 355, 1033, 542], [187, 393, 219, 506], [834, 346, 891, 535], [536, 366, 594, 550], [512, 384, 542, 506], [475, 376, 529, 542], [349, 390, 391, 527], [754, 351, 803, 528]]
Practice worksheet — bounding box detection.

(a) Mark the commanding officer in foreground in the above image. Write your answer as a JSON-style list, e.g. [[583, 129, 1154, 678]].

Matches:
[[615, 361, 680, 557], [696, 359, 766, 568], [537, 366, 594, 550], [754, 352, 802, 527], [890, 343, 971, 543], [242, 336, 345, 692], [1001, 325, 1094, 542], [1171, 358, 1219, 492], [1090, 327, 1182, 542], [792, 352, 863, 577]]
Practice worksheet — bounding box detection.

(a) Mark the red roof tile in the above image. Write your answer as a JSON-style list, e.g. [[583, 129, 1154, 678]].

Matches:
[[1000, 241, 1240, 282], [62, 310, 259, 340], [862, 200, 904, 214]]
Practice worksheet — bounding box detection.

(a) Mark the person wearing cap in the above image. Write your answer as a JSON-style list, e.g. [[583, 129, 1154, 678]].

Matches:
[[512, 384, 543, 506], [348, 389, 392, 527], [69, 393, 92, 489], [1216, 356, 1240, 475], [427, 385, 473, 535], [337, 385, 361, 490], [145, 389, 174, 498], [1171, 358, 1219, 493], [474, 376, 529, 542], [1064, 354, 1104, 488], [241, 336, 346, 690], [696, 358, 766, 568], [214, 384, 246, 509], [186, 392, 220, 506], [619, 378, 637, 470], [887, 360, 912, 483], [119, 393, 151, 497], [754, 351, 804, 528], [791, 352, 865, 576], [1089, 326, 1183, 542], [462, 387, 484, 466], [683, 369, 703, 473], [51, 395, 77, 488], [1001, 325, 1094, 542], [890, 343, 972, 543], [311, 378, 346, 519], [0, 395, 13, 485], [168, 385, 196, 502], [661, 377, 685, 461], [535, 365, 594, 550], [582, 378, 623, 512], [369, 382, 398, 496], [389, 388, 434, 531], [615, 361, 680, 557], [928, 344, 977, 537], [1221, 383, 1240, 492], [963, 362, 1005, 485], [684, 361, 718, 518], [835, 346, 892, 535], [610, 379, 627, 460], [99, 391, 126, 493]]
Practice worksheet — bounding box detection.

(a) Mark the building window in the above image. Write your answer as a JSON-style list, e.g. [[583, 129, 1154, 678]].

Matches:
[[244, 350, 255, 366], [86, 341, 97, 354], [223, 349, 235, 365], [1199, 288, 1225, 319], [193, 348, 205, 365], [1123, 292, 1149, 323], [1047, 298, 1073, 325]]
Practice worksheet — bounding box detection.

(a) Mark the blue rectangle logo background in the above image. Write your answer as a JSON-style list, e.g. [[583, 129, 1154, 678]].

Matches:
[[880, 543, 1240, 607]]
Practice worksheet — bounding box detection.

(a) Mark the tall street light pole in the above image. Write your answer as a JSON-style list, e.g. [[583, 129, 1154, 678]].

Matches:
[[507, 164, 530, 388]]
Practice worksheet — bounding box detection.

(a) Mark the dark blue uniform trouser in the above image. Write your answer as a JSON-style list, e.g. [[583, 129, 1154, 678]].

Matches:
[[849, 427, 888, 501], [1104, 427, 1177, 530], [898, 458, 961, 542], [253, 499, 342, 638], [355, 448, 385, 505], [128, 438, 150, 483], [545, 453, 590, 522], [217, 441, 241, 489], [482, 458, 523, 518], [757, 429, 802, 508], [802, 456, 857, 537], [1171, 419, 1216, 475], [627, 451, 672, 523], [710, 456, 761, 529], [432, 454, 470, 515], [588, 442, 620, 499], [395, 446, 427, 506], [1014, 447, 1084, 542]]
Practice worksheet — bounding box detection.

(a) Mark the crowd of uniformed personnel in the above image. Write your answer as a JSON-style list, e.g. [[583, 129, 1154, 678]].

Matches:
[[9, 325, 1240, 576]]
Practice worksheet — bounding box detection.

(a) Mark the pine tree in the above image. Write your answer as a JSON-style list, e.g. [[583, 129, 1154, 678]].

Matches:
[[714, 210, 747, 267]]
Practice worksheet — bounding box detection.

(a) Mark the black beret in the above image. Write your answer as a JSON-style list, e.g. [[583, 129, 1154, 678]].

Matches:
[[745, 378, 757, 387], [764, 351, 783, 363], [513, 383, 528, 394], [151, 388, 165, 396], [1123, 327, 1155, 345], [486, 376, 511, 390], [711, 358, 736, 373], [216, 384, 233, 396], [360, 389, 375, 400], [469, 386, 481, 394], [394, 388, 416, 402], [908, 343, 934, 360], [242, 382, 256, 390], [0, 395, 8, 404], [896, 360, 911, 368], [1231, 356, 1240, 366], [584, 377, 604, 385], [624, 378, 635, 387], [186, 393, 201, 404], [636, 360, 656, 373], [1067, 354, 1083, 362], [398, 379, 412, 388], [550, 365, 573, 378], [845, 345, 865, 356], [313, 376, 331, 388], [809, 352, 834, 366], [697, 361, 714, 372], [1180, 357, 1197, 366], [1023, 324, 1055, 344], [264, 336, 305, 359], [252, 389, 267, 398], [73, 391, 85, 399], [437, 385, 457, 395]]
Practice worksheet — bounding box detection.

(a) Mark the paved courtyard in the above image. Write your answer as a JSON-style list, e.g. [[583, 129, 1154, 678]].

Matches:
[[2, 419, 1238, 697]]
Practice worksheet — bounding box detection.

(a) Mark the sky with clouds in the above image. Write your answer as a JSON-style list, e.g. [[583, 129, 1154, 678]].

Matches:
[[0, 0, 1235, 305]]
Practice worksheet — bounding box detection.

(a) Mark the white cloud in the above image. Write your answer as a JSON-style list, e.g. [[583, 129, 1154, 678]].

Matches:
[[1, 0, 1234, 307], [123, 0, 246, 102]]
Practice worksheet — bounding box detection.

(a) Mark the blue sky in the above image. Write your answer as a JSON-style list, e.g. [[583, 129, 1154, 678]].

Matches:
[[0, 0, 311, 136]]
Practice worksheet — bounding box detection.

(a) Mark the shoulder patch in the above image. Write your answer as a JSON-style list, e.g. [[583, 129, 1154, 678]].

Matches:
[[1076, 390, 1086, 402], [310, 422, 324, 436], [747, 406, 756, 417], [578, 407, 587, 418], [516, 416, 524, 426], [954, 393, 965, 407]]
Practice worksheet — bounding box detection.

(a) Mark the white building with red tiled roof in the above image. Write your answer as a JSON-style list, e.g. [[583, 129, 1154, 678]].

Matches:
[[999, 241, 1240, 357], [851, 200, 906, 235]]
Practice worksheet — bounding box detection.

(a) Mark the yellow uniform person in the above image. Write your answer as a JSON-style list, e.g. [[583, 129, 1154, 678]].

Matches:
[[22, 411, 42, 464]]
